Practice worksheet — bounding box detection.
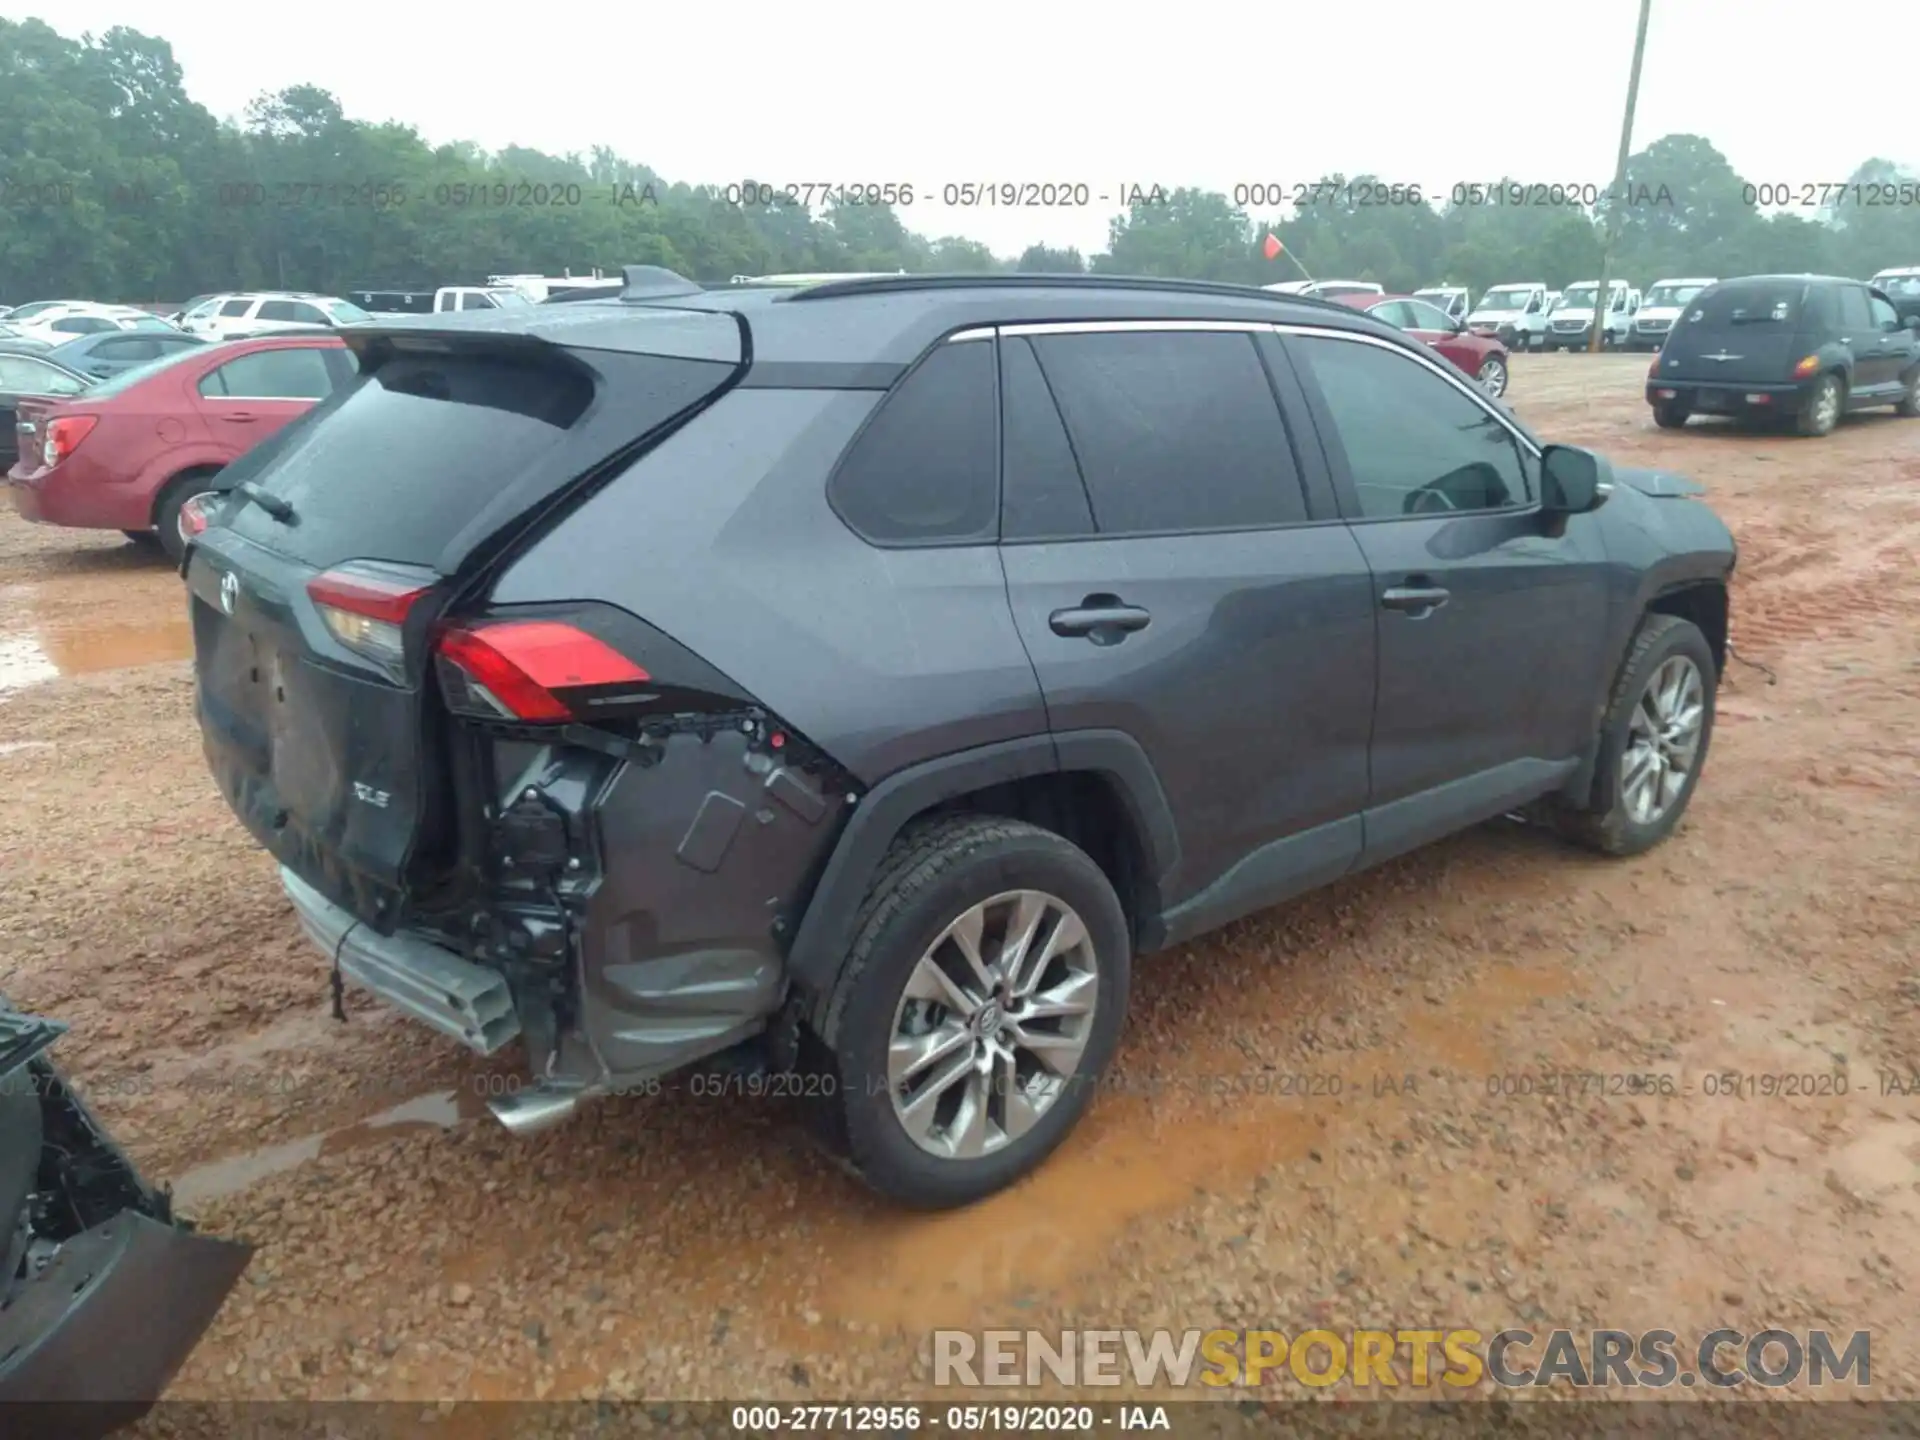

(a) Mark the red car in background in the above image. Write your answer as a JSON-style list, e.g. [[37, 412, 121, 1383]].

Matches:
[[1333, 293, 1511, 399], [7, 334, 356, 560]]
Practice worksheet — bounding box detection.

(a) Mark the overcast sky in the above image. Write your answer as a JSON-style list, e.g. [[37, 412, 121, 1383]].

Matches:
[[13, 0, 1916, 260]]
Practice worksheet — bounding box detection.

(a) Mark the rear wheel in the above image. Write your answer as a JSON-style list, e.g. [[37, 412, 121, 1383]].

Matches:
[[1652, 401, 1691, 430], [123, 530, 162, 548], [1795, 373, 1843, 437], [154, 469, 223, 564], [1476, 355, 1509, 398], [809, 814, 1131, 1209], [1896, 368, 1919, 417]]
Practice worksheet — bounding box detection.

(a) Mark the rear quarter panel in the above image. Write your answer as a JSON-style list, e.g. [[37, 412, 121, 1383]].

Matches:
[[487, 388, 1048, 786]]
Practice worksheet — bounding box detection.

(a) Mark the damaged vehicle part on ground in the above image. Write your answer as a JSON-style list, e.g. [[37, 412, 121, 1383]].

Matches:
[[186, 269, 1736, 1209], [0, 1004, 253, 1438]]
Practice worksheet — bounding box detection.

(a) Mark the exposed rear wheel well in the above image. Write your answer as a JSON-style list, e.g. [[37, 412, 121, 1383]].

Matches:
[[914, 771, 1151, 943], [148, 465, 224, 529], [1648, 582, 1728, 677]]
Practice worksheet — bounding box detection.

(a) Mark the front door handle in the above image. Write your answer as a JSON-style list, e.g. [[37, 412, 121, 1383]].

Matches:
[[221, 412, 259, 423], [1050, 597, 1151, 642], [1381, 585, 1451, 615]]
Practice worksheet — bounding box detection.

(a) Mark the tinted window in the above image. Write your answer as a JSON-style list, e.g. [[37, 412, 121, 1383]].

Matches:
[[1293, 336, 1530, 519], [53, 317, 112, 334], [1001, 336, 1095, 541], [95, 337, 161, 361], [1869, 294, 1900, 329], [256, 301, 298, 322], [1029, 330, 1307, 534], [199, 347, 335, 399], [1369, 301, 1416, 328], [460, 293, 493, 310], [1686, 282, 1803, 328], [157, 334, 203, 351], [221, 350, 667, 568], [828, 338, 998, 545], [1835, 287, 1874, 331], [289, 302, 329, 325], [219, 299, 254, 318]]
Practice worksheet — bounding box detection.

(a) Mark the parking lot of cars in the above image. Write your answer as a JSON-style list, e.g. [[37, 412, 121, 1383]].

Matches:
[[2, 319, 1918, 1403]]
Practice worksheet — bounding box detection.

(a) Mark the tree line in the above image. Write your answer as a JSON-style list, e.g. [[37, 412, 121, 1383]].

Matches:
[[3, 18, 1916, 306]]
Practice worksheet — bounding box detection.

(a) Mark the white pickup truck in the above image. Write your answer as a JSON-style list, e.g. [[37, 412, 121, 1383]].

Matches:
[[1464, 282, 1553, 351], [345, 284, 535, 316], [1543, 279, 1641, 351], [1627, 277, 1716, 351]]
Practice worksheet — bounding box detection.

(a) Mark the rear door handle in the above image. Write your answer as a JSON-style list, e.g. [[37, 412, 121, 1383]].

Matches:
[[1049, 599, 1151, 641], [221, 412, 259, 423], [1381, 585, 1451, 615]]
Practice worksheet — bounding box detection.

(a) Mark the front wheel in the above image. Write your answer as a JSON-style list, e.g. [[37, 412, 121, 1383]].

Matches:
[[809, 814, 1131, 1208], [1477, 355, 1509, 398], [1555, 613, 1716, 857]]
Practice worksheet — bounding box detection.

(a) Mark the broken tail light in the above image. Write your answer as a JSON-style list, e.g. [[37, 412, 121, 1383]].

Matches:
[[42, 415, 97, 469], [434, 621, 651, 723], [307, 561, 438, 672]]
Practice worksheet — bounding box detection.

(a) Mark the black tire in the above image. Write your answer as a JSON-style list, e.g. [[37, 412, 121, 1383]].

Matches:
[[1555, 613, 1717, 858], [1896, 368, 1919, 418], [1652, 402, 1691, 430], [122, 529, 163, 548], [1476, 355, 1509, 399], [1794, 373, 1843, 437], [807, 813, 1131, 1209], [153, 469, 223, 564]]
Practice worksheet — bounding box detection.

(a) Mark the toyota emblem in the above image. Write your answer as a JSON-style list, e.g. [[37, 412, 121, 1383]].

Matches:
[[219, 571, 239, 616]]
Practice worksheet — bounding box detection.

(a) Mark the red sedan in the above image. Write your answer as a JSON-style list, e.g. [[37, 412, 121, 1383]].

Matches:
[[1333, 294, 1511, 399], [6, 333, 356, 560]]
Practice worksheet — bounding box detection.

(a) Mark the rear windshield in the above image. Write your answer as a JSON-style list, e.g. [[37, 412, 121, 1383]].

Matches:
[[77, 341, 213, 398], [221, 348, 730, 568], [1684, 282, 1803, 327]]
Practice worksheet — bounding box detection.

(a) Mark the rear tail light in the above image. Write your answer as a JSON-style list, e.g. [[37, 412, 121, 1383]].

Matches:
[[307, 561, 438, 671], [177, 494, 214, 544], [1793, 355, 1819, 377], [42, 416, 97, 468], [434, 621, 651, 723]]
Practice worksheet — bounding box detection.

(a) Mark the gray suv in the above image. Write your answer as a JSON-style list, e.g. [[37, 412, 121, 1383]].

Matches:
[[185, 270, 1736, 1208]]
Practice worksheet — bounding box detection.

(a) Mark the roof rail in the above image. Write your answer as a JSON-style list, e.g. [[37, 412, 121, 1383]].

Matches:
[[782, 271, 1361, 314]]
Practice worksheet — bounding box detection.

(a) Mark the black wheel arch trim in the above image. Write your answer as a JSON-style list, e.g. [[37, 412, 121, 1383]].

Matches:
[[783, 729, 1179, 1005]]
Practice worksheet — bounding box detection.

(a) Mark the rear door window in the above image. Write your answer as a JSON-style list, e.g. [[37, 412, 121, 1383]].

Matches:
[[1835, 287, 1874, 332], [219, 299, 254, 318], [827, 337, 999, 546], [199, 347, 336, 399], [96, 336, 161, 362], [1026, 329, 1309, 535]]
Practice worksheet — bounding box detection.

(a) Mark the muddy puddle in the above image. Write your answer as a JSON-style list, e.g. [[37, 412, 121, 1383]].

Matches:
[[0, 613, 192, 696], [170, 1087, 491, 1211]]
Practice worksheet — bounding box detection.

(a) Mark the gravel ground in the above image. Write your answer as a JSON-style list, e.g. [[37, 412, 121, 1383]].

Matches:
[[2, 353, 1918, 1412]]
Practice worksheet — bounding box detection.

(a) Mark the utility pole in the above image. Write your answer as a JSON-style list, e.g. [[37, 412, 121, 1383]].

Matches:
[[1590, 0, 1653, 353]]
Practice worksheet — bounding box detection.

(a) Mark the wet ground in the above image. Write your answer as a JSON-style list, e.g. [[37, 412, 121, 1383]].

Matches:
[[2, 352, 1918, 1406]]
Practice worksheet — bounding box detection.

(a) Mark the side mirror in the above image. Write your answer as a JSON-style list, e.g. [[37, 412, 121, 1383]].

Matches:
[[1540, 444, 1612, 516]]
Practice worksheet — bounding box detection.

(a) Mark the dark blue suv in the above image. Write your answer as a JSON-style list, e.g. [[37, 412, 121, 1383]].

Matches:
[[184, 270, 1737, 1208]]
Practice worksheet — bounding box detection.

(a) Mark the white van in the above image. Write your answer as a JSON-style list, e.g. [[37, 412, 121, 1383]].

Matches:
[[1464, 282, 1552, 351], [1544, 280, 1639, 351], [1412, 287, 1472, 324], [1629, 277, 1716, 351]]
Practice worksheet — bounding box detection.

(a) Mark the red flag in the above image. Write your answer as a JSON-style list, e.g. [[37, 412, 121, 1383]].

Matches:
[[1263, 232, 1283, 260]]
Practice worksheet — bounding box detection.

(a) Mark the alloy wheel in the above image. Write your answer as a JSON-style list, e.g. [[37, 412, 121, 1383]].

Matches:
[[1478, 357, 1508, 398], [887, 890, 1100, 1160], [1620, 655, 1706, 825]]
